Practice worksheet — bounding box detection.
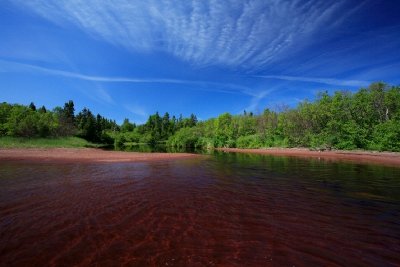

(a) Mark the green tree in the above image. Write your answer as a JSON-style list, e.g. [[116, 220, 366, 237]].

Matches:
[[162, 112, 171, 139], [214, 113, 235, 147], [29, 102, 36, 111], [121, 118, 135, 132], [76, 108, 97, 142], [38, 105, 47, 113], [0, 103, 12, 136]]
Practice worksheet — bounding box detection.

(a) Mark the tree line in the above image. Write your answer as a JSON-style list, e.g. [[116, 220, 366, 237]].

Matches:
[[165, 82, 400, 151], [115, 112, 197, 148], [1, 82, 399, 151], [0, 101, 118, 144], [0, 99, 198, 148]]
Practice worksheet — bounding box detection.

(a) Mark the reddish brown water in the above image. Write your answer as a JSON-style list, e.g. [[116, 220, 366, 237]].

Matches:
[[1, 153, 400, 266]]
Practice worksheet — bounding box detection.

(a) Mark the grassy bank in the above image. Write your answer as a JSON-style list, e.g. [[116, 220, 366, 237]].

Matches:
[[0, 136, 99, 148]]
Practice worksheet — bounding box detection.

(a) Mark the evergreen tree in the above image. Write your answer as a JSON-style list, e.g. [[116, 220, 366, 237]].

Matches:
[[121, 118, 135, 132], [38, 105, 47, 113], [29, 102, 36, 111]]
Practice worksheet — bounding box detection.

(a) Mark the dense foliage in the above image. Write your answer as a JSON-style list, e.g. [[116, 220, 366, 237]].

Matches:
[[0, 100, 118, 144], [114, 112, 198, 148], [165, 82, 400, 151], [1, 82, 399, 151]]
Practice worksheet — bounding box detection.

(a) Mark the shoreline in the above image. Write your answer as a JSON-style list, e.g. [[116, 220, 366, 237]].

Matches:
[[1, 147, 399, 167], [0, 148, 200, 163], [216, 147, 400, 168]]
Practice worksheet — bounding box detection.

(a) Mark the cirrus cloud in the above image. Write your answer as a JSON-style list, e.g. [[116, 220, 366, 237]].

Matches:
[[10, 0, 348, 69]]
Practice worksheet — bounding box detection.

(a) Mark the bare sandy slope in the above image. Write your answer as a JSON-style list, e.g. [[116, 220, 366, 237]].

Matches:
[[0, 148, 200, 163], [217, 148, 400, 168]]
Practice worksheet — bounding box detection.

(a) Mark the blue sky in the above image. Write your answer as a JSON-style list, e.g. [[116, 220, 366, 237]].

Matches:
[[1, 0, 400, 124]]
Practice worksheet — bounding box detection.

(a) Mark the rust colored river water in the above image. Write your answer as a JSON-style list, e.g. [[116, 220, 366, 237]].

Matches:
[[1, 153, 400, 266]]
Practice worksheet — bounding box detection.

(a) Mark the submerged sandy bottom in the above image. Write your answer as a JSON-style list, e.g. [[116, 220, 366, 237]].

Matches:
[[0, 150, 399, 266]]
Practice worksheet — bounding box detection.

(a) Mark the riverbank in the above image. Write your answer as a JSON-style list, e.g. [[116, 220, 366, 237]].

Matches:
[[0, 148, 200, 163], [1, 147, 399, 167], [217, 148, 400, 167]]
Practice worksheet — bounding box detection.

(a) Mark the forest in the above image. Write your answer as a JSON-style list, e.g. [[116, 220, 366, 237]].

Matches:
[[1, 82, 399, 151], [0, 100, 118, 145]]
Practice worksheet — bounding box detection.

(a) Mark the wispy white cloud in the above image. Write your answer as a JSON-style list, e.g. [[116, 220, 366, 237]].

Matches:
[[0, 59, 257, 95], [9, 0, 348, 69], [77, 85, 115, 106], [256, 75, 370, 87], [96, 86, 114, 105], [244, 88, 278, 113], [124, 104, 147, 118], [0, 59, 254, 96]]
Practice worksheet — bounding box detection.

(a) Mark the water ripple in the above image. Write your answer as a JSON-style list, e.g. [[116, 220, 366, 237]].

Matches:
[[0, 156, 399, 266]]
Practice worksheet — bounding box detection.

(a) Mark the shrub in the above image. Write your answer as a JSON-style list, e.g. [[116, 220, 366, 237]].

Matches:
[[368, 120, 400, 151], [236, 135, 263, 148], [167, 127, 199, 148]]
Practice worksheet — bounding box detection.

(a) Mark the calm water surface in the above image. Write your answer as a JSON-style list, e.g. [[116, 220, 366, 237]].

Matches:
[[0, 153, 399, 266]]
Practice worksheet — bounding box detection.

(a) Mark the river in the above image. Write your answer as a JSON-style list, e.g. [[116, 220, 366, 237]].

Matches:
[[0, 152, 399, 266]]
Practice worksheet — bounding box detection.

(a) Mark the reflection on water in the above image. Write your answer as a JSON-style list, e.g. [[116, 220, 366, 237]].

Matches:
[[115, 143, 195, 153], [0, 153, 399, 266]]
